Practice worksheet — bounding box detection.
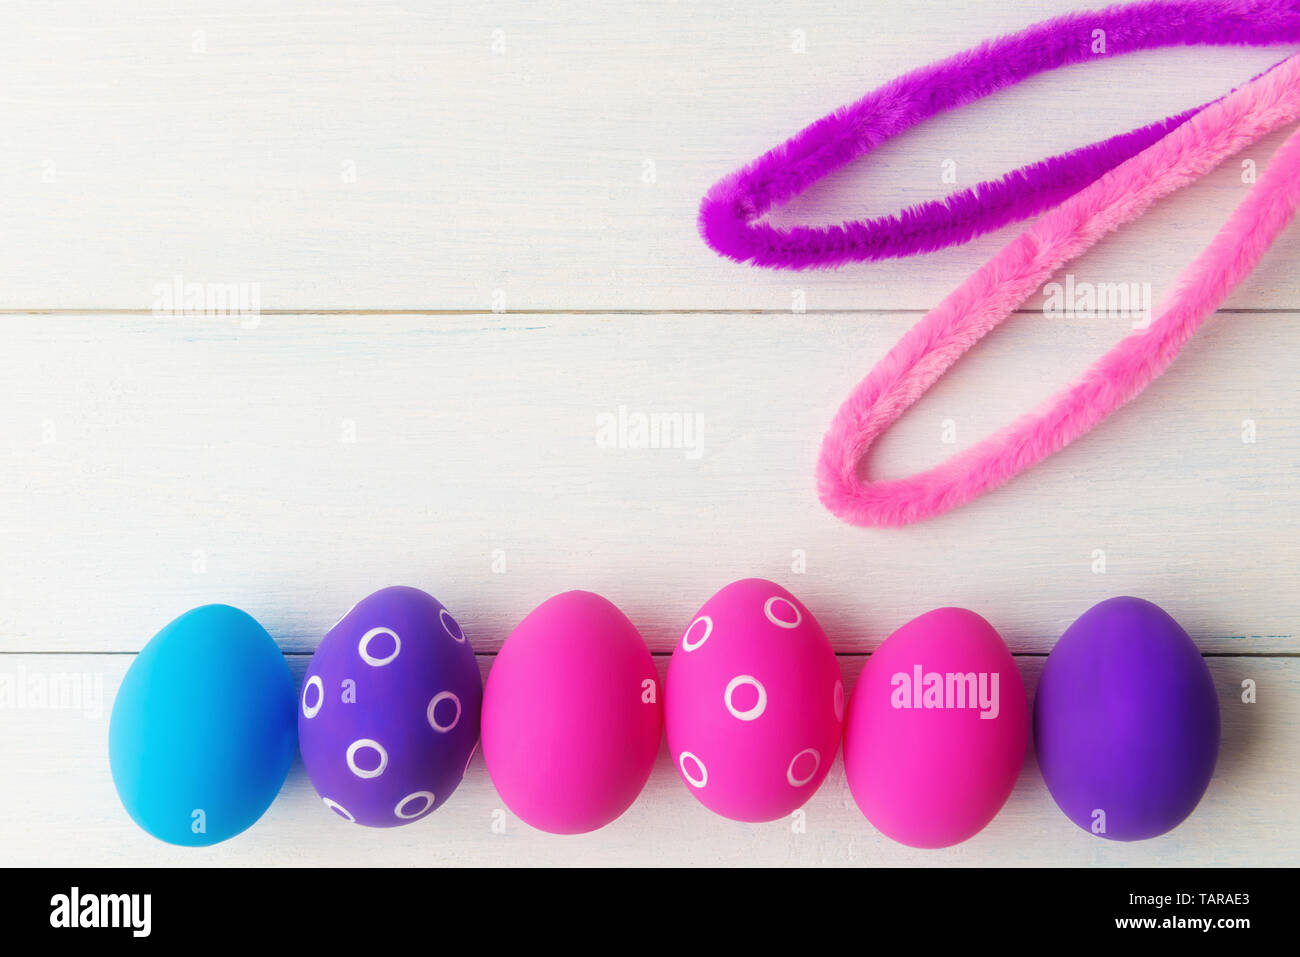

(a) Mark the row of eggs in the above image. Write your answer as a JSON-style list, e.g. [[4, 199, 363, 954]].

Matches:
[[108, 581, 1220, 848]]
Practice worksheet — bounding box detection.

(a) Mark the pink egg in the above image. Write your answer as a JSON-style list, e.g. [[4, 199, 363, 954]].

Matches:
[[666, 578, 842, 822], [843, 607, 1028, 848], [481, 591, 661, 835]]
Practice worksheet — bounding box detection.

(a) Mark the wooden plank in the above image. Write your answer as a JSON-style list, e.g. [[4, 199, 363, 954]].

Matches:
[[1, 1, 1298, 310], [2, 313, 1297, 654], [0, 653, 1292, 866]]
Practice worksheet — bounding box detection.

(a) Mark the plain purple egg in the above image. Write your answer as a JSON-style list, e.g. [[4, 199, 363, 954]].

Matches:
[[1034, 596, 1219, 841], [299, 586, 481, 827]]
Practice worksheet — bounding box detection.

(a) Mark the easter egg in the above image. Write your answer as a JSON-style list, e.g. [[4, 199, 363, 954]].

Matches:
[[843, 607, 1028, 848], [298, 586, 481, 827], [109, 604, 297, 846], [481, 591, 661, 834], [665, 579, 842, 822], [1034, 596, 1219, 841]]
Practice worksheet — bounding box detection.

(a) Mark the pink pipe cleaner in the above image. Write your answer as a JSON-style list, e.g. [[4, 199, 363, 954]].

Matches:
[[817, 53, 1300, 527]]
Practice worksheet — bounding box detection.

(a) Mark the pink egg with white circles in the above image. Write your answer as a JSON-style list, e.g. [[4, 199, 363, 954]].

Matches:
[[481, 591, 662, 835], [666, 578, 843, 822]]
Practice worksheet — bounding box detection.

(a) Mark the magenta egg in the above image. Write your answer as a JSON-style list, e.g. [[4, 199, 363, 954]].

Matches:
[[666, 578, 843, 822], [481, 591, 662, 835], [843, 607, 1028, 848]]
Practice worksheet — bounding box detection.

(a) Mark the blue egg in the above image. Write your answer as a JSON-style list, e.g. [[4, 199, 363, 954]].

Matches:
[[109, 604, 297, 846]]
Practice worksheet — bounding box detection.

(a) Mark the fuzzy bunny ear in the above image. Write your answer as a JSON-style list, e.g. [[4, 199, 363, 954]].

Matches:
[[817, 54, 1300, 528], [698, 1, 1300, 270]]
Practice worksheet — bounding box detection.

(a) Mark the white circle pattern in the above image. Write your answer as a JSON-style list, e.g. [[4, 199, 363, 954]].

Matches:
[[463, 739, 478, 777], [682, 615, 713, 652], [679, 751, 708, 788], [440, 608, 465, 643], [764, 596, 802, 629], [724, 674, 767, 721], [427, 691, 462, 733], [358, 626, 401, 666], [787, 748, 820, 787], [394, 791, 436, 819], [322, 797, 355, 822], [346, 738, 388, 779], [302, 675, 324, 719]]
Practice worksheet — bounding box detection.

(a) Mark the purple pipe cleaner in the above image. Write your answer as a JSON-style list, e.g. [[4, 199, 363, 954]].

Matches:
[[699, 0, 1300, 269]]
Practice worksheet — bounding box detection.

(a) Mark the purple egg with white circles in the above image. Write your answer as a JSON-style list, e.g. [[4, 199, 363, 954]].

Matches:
[[1034, 596, 1220, 841], [299, 586, 481, 827]]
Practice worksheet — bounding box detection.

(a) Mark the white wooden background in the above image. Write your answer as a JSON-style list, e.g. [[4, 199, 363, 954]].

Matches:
[[1, 0, 1297, 866]]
